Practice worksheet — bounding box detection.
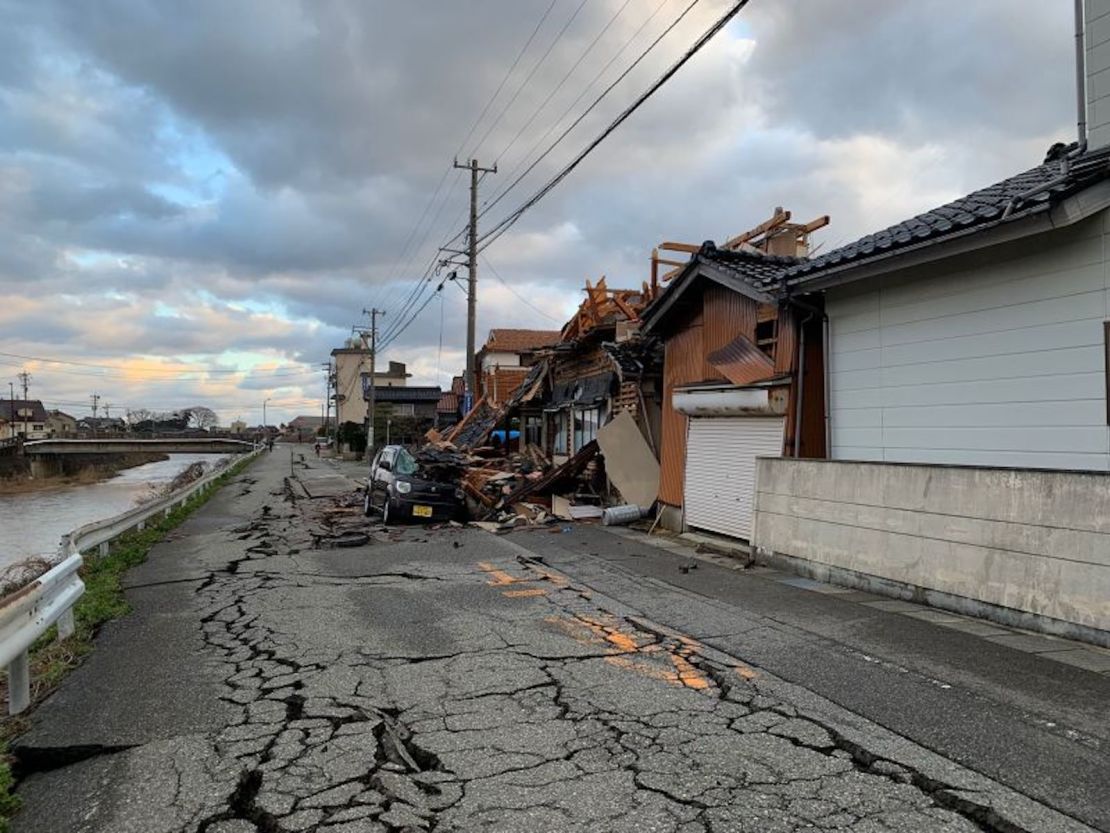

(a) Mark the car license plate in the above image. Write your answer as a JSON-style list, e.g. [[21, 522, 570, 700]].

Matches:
[[412, 505, 433, 518]]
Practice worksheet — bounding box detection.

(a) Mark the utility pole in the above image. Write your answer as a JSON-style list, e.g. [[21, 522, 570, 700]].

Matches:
[[321, 362, 332, 443], [16, 371, 30, 439], [360, 307, 384, 457], [453, 158, 496, 407], [90, 392, 100, 438], [7, 382, 14, 441]]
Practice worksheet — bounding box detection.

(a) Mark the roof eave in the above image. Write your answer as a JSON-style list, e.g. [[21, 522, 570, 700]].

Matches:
[[786, 177, 1110, 294], [641, 255, 776, 335]]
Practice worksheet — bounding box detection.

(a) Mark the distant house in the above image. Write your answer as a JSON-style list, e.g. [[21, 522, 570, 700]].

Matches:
[[330, 344, 410, 428], [287, 415, 326, 442], [77, 416, 126, 435], [436, 376, 466, 427], [45, 410, 77, 437], [0, 399, 48, 440], [367, 386, 442, 442], [476, 329, 560, 406]]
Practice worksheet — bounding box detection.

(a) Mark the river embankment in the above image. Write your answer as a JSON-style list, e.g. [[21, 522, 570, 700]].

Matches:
[[0, 452, 169, 495]]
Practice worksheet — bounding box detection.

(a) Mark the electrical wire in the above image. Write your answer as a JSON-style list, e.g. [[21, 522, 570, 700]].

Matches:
[[468, 0, 590, 160], [478, 0, 703, 229], [492, 0, 636, 169], [487, 0, 675, 211], [481, 254, 565, 324], [366, 0, 558, 317], [373, 0, 750, 352], [478, 0, 749, 253]]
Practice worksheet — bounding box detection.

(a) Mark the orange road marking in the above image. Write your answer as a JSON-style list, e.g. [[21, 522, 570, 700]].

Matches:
[[502, 588, 547, 598]]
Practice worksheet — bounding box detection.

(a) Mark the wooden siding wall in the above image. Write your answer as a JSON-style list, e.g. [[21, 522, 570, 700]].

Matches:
[[658, 282, 819, 507], [826, 215, 1110, 470], [659, 311, 706, 505]]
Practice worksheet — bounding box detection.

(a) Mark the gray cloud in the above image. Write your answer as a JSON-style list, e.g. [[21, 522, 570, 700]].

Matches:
[[0, 0, 1080, 421]]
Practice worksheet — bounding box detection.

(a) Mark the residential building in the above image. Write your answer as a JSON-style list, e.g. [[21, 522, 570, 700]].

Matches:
[[287, 415, 325, 442], [77, 416, 127, 435], [45, 409, 77, 437], [541, 279, 661, 462], [369, 386, 442, 444], [0, 399, 49, 440], [331, 343, 410, 427], [739, 14, 1110, 643], [640, 211, 829, 539], [436, 376, 466, 427], [476, 329, 560, 405]]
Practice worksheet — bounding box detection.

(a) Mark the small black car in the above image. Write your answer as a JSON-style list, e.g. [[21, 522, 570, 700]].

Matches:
[[363, 445, 463, 524]]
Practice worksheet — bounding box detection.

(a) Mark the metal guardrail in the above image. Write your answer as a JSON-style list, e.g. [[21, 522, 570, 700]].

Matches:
[[0, 445, 263, 713]]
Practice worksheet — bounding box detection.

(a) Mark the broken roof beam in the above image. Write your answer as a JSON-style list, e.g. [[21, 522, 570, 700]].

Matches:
[[723, 209, 791, 249]]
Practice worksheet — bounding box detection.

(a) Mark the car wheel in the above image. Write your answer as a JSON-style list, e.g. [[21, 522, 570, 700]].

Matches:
[[381, 499, 391, 526], [363, 490, 373, 517]]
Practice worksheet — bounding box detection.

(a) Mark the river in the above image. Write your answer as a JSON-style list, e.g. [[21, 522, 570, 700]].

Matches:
[[0, 453, 229, 569]]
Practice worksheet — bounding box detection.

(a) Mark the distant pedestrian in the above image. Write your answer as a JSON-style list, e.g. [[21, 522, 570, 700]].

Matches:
[[314, 442, 320, 457], [267, 437, 274, 452]]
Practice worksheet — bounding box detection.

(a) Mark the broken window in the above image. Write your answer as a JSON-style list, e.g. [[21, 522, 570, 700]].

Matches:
[[756, 304, 778, 359], [553, 411, 569, 455], [574, 406, 602, 452]]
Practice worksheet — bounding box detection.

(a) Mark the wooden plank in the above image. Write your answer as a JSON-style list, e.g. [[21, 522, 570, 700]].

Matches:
[[444, 394, 488, 443], [723, 210, 791, 249], [659, 241, 702, 254]]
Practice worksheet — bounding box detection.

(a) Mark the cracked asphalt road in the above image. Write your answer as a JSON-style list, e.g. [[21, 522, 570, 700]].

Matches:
[[10, 452, 1103, 833]]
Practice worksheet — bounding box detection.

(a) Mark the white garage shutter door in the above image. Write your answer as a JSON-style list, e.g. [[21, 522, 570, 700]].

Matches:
[[684, 416, 784, 540]]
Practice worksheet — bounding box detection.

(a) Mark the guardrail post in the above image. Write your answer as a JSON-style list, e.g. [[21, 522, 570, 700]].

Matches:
[[137, 520, 145, 531], [8, 651, 30, 715], [58, 608, 75, 640], [98, 541, 109, 557]]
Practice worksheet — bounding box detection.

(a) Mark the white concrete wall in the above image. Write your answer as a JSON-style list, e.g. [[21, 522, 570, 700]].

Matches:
[[481, 351, 521, 371], [1088, 0, 1110, 150], [334, 353, 369, 426], [826, 214, 1110, 470], [751, 457, 1110, 636]]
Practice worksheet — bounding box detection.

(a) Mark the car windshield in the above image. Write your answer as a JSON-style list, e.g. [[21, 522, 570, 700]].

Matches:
[[393, 447, 418, 476]]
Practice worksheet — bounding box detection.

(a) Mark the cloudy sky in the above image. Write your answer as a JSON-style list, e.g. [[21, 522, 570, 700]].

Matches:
[[0, 0, 1075, 424]]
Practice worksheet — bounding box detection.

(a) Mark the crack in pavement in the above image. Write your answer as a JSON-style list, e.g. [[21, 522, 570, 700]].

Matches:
[[9, 458, 1101, 833]]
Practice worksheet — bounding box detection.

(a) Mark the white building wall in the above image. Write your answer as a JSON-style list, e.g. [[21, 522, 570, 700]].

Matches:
[[1087, 0, 1110, 150], [826, 213, 1110, 471], [481, 351, 521, 371]]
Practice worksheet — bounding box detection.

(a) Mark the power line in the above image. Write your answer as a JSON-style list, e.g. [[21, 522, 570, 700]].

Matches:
[[374, 0, 750, 354], [477, 0, 749, 254], [478, 0, 704, 231], [468, 0, 590, 160], [492, 0, 637, 169], [481, 254, 565, 324], [487, 0, 675, 211], [367, 0, 558, 318]]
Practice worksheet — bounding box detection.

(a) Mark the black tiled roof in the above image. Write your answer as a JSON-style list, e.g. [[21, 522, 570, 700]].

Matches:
[[786, 145, 1110, 282], [698, 247, 802, 286]]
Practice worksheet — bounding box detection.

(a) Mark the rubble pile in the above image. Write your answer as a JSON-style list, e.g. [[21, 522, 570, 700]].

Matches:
[[409, 434, 605, 530]]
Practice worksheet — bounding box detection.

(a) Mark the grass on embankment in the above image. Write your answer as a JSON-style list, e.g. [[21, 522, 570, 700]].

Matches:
[[0, 452, 260, 831]]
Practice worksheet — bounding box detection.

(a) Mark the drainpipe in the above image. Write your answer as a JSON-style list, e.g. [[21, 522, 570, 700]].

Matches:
[[1076, 0, 1088, 153], [793, 309, 814, 457], [823, 314, 831, 456]]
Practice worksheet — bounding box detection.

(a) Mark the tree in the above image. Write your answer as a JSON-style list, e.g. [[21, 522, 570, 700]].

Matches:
[[184, 405, 218, 430], [127, 408, 152, 426]]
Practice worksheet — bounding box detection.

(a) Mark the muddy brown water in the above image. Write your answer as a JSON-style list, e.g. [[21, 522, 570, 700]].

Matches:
[[0, 454, 229, 569]]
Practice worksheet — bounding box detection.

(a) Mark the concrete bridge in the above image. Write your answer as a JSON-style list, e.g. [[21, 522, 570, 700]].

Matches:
[[21, 438, 256, 477], [23, 437, 256, 456]]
